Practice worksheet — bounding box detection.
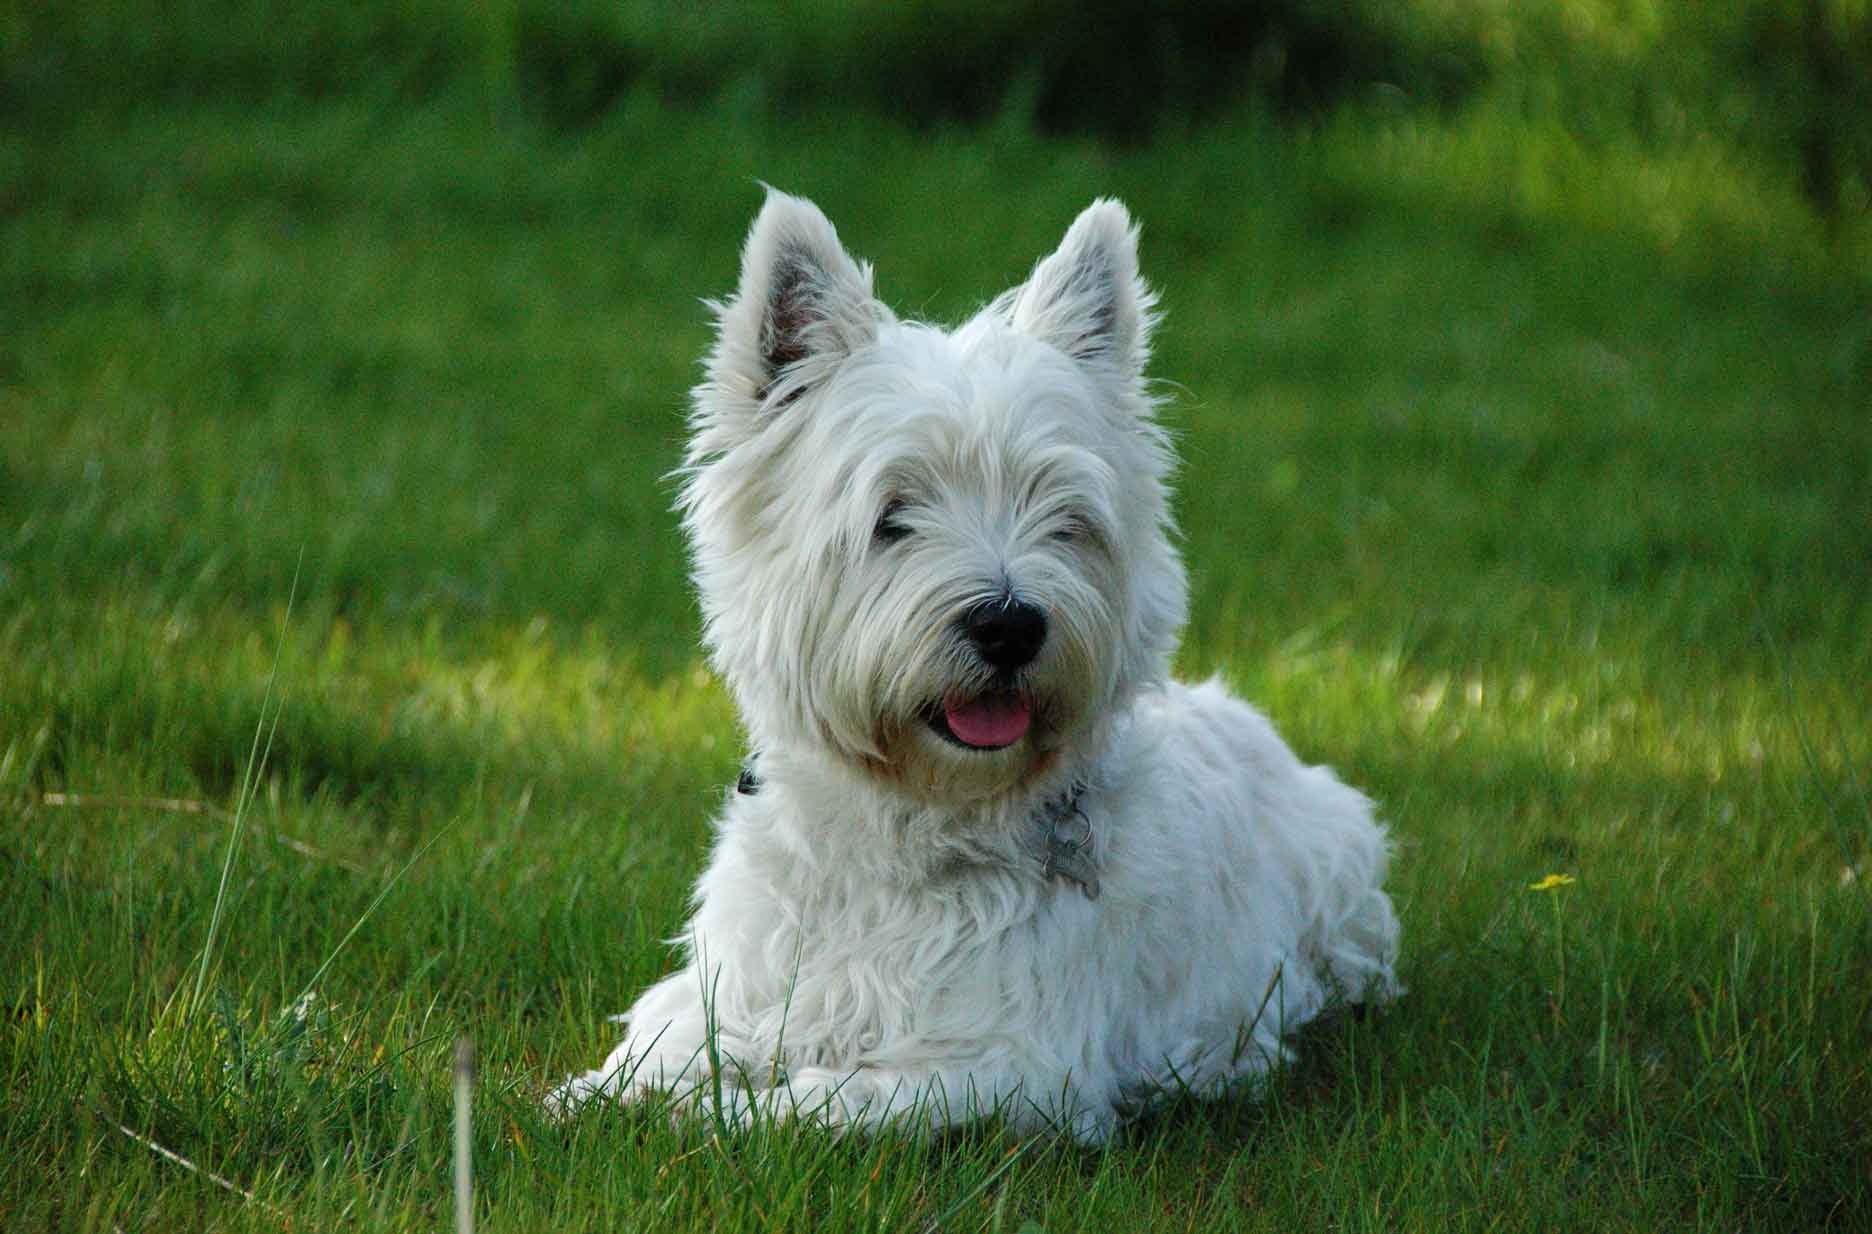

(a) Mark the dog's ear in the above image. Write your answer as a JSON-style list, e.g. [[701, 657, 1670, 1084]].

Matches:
[[1003, 199, 1156, 380], [705, 189, 885, 411]]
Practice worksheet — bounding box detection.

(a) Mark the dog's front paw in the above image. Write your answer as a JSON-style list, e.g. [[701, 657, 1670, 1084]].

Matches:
[[545, 1063, 662, 1120], [690, 1066, 945, 1135]]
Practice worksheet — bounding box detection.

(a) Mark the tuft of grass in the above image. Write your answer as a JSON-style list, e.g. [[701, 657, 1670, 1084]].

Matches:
[[3, 66, 1869, 1234]]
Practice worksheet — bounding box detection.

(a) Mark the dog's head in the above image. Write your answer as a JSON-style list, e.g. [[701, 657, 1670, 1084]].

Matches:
[[679, 190, 1187, 802]]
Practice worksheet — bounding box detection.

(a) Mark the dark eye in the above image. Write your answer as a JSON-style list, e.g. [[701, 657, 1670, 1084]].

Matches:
[[874, 499, 911, 544], [1050, 510, 1092, 544]]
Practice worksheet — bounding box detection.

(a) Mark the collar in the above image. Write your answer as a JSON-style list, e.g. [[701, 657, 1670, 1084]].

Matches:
[[736, 756, 1100, 901], [1035, 781, 1100, 901]]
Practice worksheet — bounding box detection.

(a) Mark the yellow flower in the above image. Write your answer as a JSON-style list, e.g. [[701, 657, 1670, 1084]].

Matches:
[[1529, 873, 1577, 892]]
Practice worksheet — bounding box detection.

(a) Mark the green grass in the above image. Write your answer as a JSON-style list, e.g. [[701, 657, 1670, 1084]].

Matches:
[[4, 78, 1871, 1232]]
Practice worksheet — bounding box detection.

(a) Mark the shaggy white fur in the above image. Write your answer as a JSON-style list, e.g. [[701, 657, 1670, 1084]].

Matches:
[[555, 191, 1399, 1142]]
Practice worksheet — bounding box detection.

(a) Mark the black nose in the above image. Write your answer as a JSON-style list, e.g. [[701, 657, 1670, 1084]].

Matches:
[[962, 597, 1048, 672]]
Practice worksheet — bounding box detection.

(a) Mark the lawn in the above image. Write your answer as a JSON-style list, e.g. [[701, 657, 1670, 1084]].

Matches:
[[3, 58, 1870, 1234]]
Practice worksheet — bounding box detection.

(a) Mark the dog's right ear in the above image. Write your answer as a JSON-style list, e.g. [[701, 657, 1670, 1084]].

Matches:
[[703, 190, 886, 417]]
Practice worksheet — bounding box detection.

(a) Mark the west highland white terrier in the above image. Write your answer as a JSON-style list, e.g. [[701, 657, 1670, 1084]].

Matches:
[[557, 191, 1399, 1142]]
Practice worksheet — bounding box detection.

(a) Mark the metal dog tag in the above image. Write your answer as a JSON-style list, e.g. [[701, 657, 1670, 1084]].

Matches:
[[1039, 790, 1100, 901]]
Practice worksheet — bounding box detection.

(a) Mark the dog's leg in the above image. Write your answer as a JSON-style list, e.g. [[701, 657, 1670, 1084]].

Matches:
[[707, 1064, 1118, 1143], [708, 1065, 964, 1134], [549, 966, 763, 1114]]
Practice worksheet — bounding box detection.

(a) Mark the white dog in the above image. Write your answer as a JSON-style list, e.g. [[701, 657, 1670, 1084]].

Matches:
[[557, 191, 1399, 1142]]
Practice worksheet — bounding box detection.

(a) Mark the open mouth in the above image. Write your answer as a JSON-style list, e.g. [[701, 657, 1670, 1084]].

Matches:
[[927, 690, 1033, 751]]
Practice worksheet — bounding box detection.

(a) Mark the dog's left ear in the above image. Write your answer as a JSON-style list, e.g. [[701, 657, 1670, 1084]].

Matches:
[[1004, 199, 1156, 380]]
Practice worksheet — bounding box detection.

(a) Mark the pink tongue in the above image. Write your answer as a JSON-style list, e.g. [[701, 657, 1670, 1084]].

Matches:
[[944, 694, 1032, 748]]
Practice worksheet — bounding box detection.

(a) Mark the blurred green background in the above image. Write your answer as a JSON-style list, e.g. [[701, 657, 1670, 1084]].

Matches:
[[7, 0, 1871, 217]]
